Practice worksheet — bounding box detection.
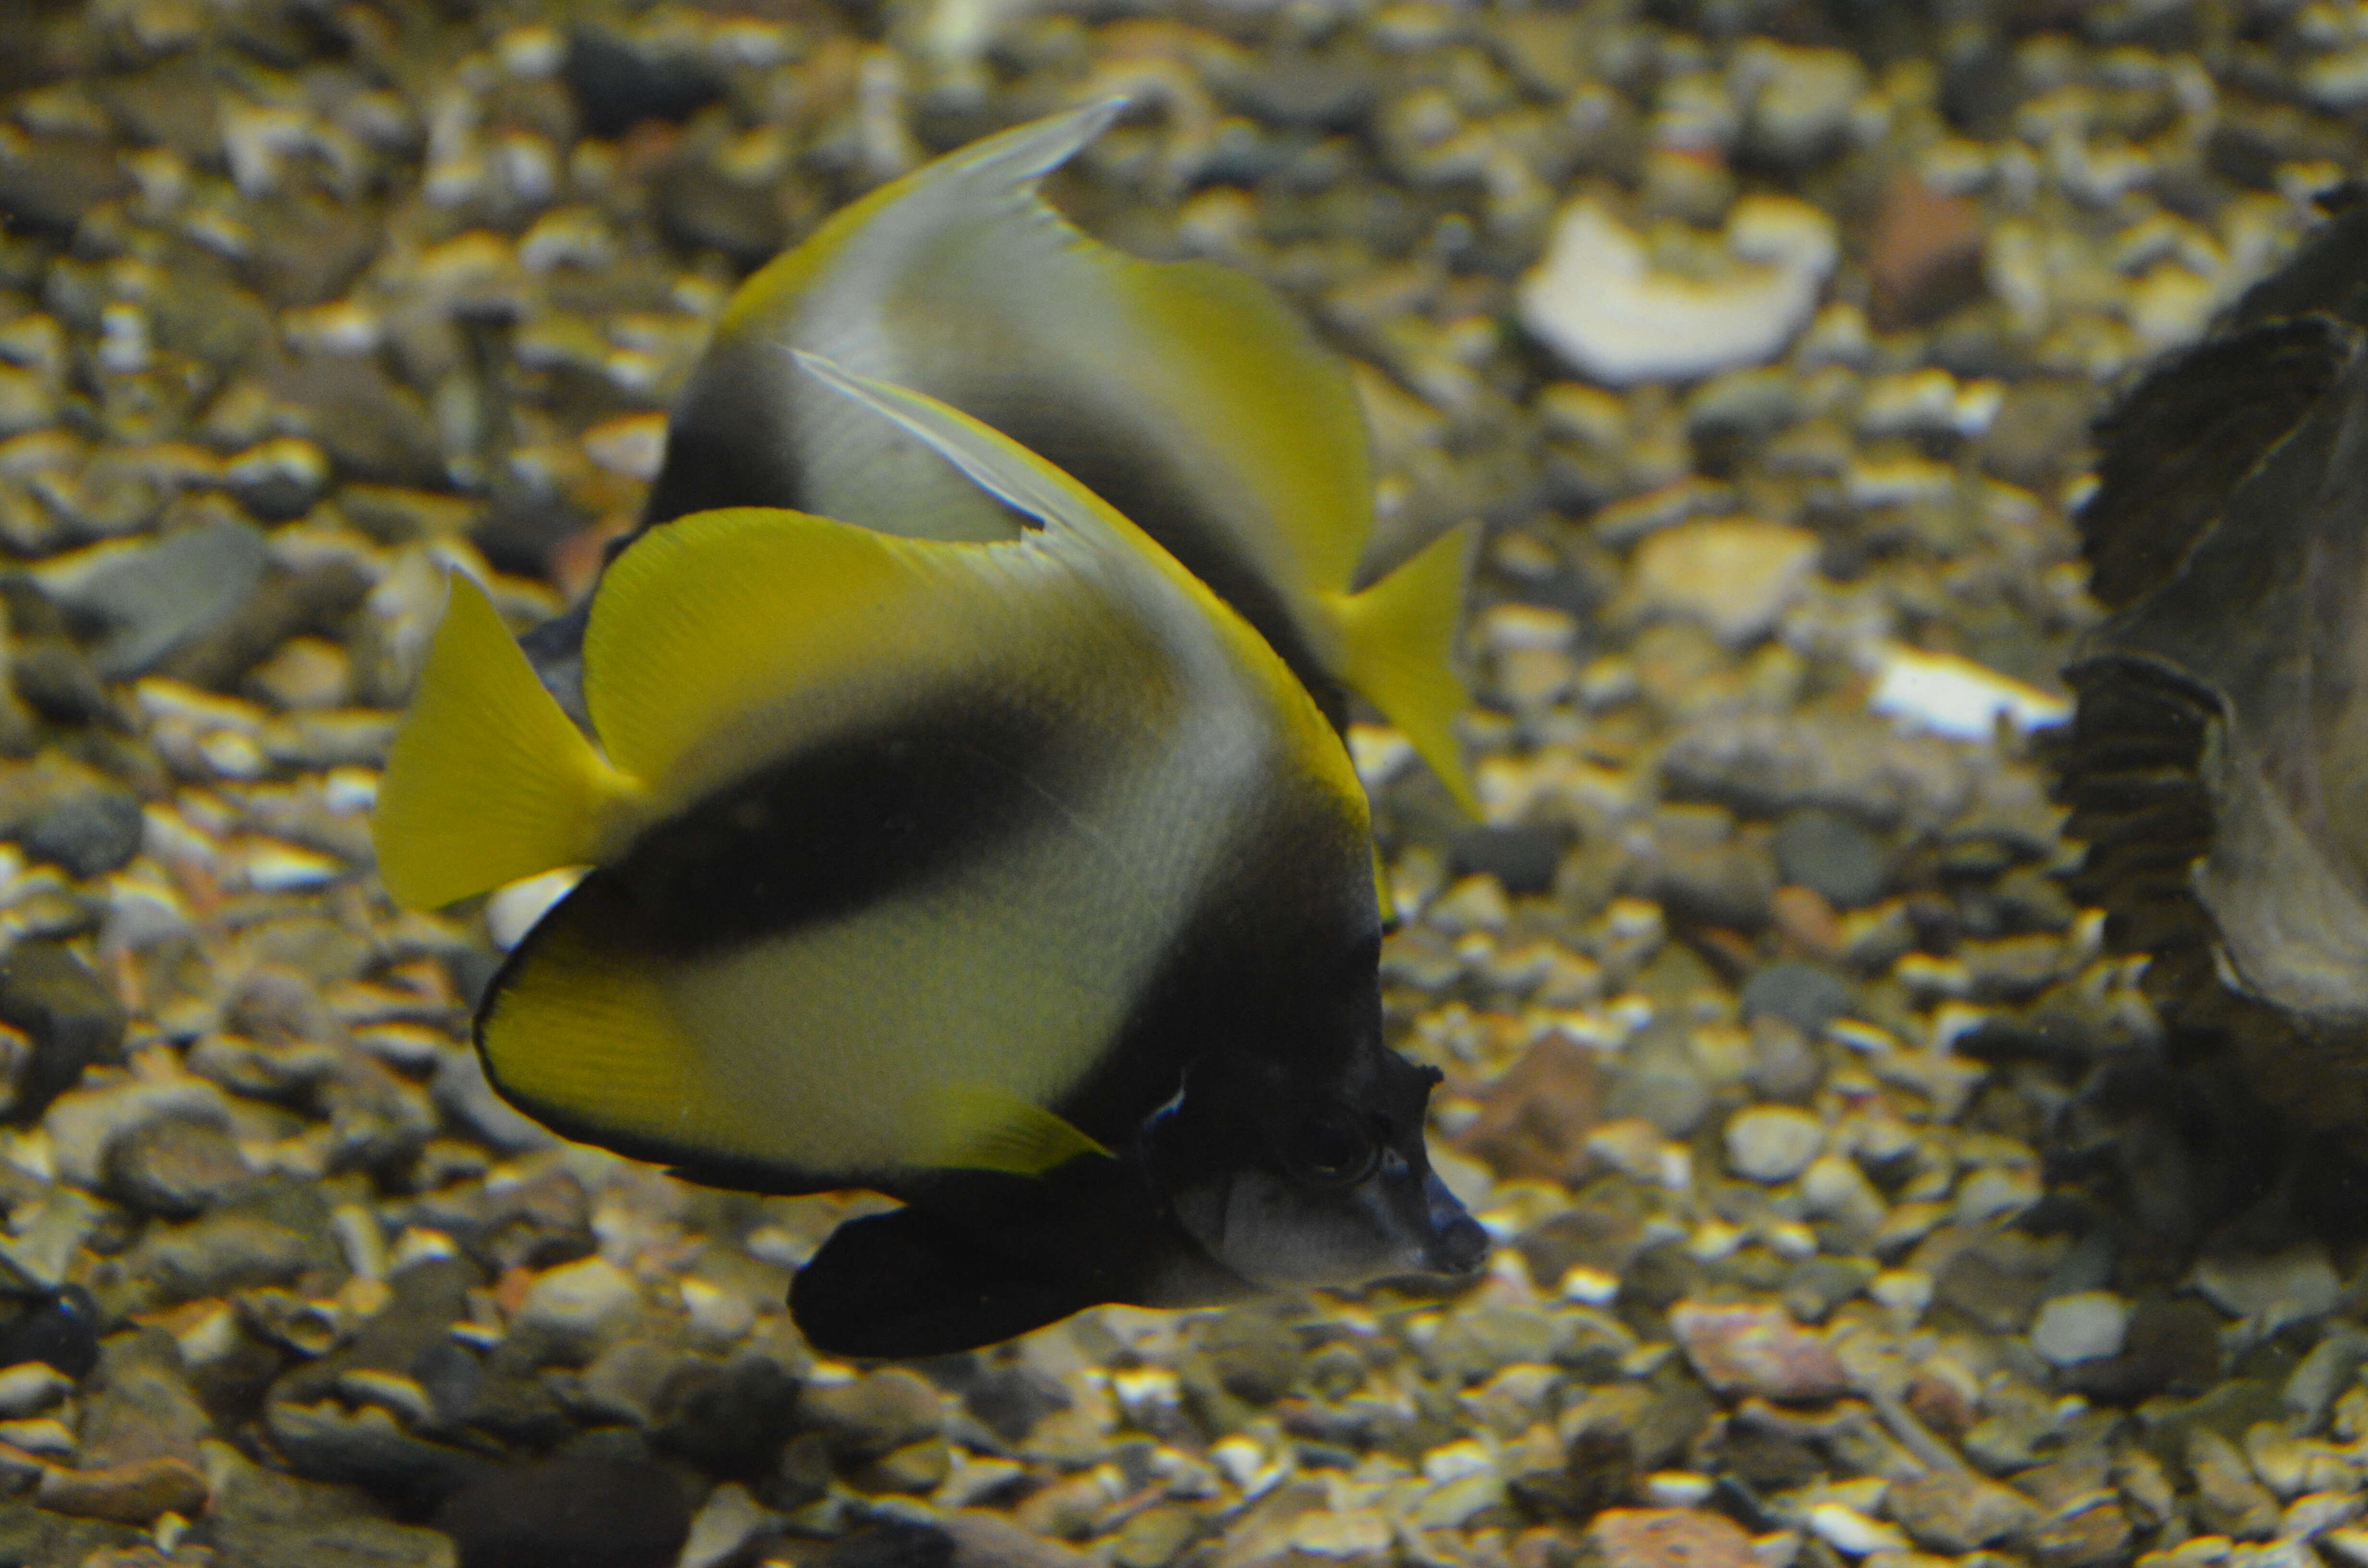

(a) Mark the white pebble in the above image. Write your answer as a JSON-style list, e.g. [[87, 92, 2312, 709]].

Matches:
[[1517, 195, 1838, 385], [1869, 644, 2071, 740], [1804, 1502, 1908, 1556], [0, 1364, 71, 1419], [2030, 1291, 2132, 1366], [515, 1256, 641, 1338], [1725, 1104, 1825, 1182]]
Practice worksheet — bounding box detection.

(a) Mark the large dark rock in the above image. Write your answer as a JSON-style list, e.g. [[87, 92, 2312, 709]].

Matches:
[[564, 27, 724, 139], [0, 940, 126, 1115], [430, 1457, 691, 1568]]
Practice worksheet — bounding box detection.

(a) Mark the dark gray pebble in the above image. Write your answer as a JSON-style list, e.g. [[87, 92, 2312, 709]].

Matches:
[[1740, 961, 1855, 1035], [21, 784, 144, 879], [1449, 823, 1569, 897], [11, 637, 116, 727], [0, 136, 129, 239], [0, 940, 127, 1115], [960, 1360, 1071, 1445], [48, 517, 271, 681], [565, 27, 725, 139], [817, 1522, 956, 1568], [0, 1285, 101, 1380], [431, 1457, 691, 1568], [1773, 808, 1889, 909], [103, 1115, 257, 1218]]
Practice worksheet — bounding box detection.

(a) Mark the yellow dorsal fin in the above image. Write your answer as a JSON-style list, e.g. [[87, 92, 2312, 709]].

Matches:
[[919, 1083, 1112, 1176], [580, 504, 974, 791], [1323, 520, 1481, 816], [372, 575, 639, 910]]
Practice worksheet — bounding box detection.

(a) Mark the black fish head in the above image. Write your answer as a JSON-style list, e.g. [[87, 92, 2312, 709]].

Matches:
[[1144, 1042, 1488, 1289]]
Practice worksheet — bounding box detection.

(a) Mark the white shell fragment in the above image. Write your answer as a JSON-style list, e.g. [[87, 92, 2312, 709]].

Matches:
[[1868, 645, 2072, 741], [1517, 195, 1839, 386]]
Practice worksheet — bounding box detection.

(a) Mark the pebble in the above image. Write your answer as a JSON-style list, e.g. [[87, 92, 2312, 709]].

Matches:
[[1869, 646, 2072, 741], [1588, 1507, 1762, 1568], [1517, 196, 1839, 385], [430, 1457, 692, 1568], [0, 1363, 72, 1420], [38, 520, 270, 679], [1888, 1468, 2041, 1555], [2030, 1291, 2133, 1366], [19, 786, 145, 880], [0, 1289, 101, 1381], [1868, 174, 1988, 329], [1724, 1105, 1825, 1183], [0, 942, 125, 1117], [34, 1456, 209, 1525], [799, 1368, 945, 1462], [1740, 962, 1855, 1035], [1805, 1502, 1910, 1556], [2192, 1246, 2343, 1332], [1667, 1298, 1848, 1403], [1773, 809, 1888, 910], [103, 1115, 257, 1217], [208, 1444, 460, 1568], [1629, 519, 1821, 648], [513, 1255, 641, 1343]]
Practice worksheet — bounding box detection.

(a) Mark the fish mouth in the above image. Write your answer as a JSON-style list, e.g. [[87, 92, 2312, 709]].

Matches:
[[1416, 1167, 1491, 1277]]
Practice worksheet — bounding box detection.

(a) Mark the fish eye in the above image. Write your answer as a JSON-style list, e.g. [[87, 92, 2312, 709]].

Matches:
[[1291, 1109, 1378, 1187]]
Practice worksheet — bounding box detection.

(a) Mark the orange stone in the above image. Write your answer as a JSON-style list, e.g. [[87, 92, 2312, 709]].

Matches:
[[1869, 172, 1986, 330], [36, 1456, 208, 1525], [1588, 1507, 1760, 1568]]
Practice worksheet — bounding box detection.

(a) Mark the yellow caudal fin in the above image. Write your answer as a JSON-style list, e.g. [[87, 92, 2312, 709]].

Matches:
[[1327, 521, 1481, 817], [372, 575, 639, 910]]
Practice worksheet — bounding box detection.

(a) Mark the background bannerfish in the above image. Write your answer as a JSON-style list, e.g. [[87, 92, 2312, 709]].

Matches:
[[521, 101, 1480, 817]]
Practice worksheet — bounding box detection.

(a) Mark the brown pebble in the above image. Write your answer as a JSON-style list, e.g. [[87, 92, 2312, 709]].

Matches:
[[1904, 1372, 1976, 1437], [1869, 173, 1986, 330], [1771, 884, 1842, 959], [1450, 1038, 1606, 1187], [1587, 1507, 1760, 1568], [1668, 1298, 1849, 1404], [36, 1456, 209, 1524]]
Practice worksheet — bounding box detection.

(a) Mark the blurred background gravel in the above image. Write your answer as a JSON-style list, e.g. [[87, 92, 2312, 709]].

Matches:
[[0, 0, 2362, 1566]]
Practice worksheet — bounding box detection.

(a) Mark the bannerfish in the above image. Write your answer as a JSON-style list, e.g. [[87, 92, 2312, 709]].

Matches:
[[522, 100, 1480, 816], [373, 358, 1488, 1358]]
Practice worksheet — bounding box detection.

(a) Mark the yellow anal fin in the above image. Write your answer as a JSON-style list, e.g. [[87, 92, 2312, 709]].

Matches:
[[372, 575, 637, 910], [1326, 521, 1481, 817], [919, 1083, 1112, 1176]]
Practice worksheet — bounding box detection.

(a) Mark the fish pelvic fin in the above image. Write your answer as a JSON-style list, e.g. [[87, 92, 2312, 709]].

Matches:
[[372, 574, 640, 910], [1324, 520, 1480, 816], [919, 1083, 1113, 1176]]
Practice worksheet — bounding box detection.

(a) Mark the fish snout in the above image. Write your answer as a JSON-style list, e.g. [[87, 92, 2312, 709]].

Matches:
[[1419, 1168, 1490, 1277]]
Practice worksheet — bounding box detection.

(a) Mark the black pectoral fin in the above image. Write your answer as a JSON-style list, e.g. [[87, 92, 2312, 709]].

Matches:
[[790, 1207, 1106, 1359]]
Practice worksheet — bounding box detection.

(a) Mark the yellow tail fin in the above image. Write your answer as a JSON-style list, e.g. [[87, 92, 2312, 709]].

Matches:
[[372, 574, 638, 910], [1328, 521, 1480, 817]]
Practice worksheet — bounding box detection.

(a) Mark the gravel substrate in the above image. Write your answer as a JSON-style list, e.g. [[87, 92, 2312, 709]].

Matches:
[[0, 1, 2364, 1567]]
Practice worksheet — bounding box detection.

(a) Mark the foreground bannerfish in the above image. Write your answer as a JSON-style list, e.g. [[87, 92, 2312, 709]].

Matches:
[[374, 359, 1486, 1357], [523, 100, 1480, 815]]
